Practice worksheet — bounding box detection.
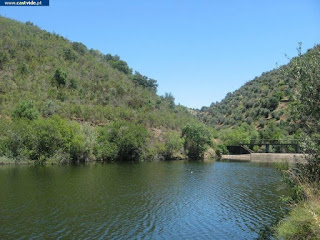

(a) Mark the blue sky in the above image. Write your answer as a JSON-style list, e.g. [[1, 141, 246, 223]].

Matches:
[[0, 0, 319, 108]]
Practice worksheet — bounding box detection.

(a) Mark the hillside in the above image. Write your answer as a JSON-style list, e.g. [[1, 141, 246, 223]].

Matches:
[[0, 16, 195, 129], [199, 45, 320, 136], [0, 16, 205, 163]]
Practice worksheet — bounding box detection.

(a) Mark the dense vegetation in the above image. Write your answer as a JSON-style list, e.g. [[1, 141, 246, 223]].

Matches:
[[0, 16, 215, 163], [199, 45, 320, 154], [274, 44, 320, 239], [182, 123, 212, 159], [199, 59, 298, 131]]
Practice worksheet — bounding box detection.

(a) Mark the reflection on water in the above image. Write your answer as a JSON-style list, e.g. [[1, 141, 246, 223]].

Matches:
[[0, 160, 289, 239]]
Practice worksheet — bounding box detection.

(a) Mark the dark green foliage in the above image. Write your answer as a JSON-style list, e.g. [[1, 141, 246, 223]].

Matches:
[[0, 118, 32, 161], [0, 116, 88, 164], [18, 62, 29, 74], [72, 42, 87, 55], [95, 121, 149, 161], [31, 116, 85, 162], [68, 78, 78, 89], [215, 144, 228, 157], [132, 71, 158, 92], [103, 54, 132, 74], [259, 120, 284, 141], [94, 129, 118, 161], [182, 123, 212, 159], [258, 119, 267, 128], [12, 100, 40, 120], [163, 131, 184, 159], [54, 68, 67, 86], [259, 108, 270, 118], [109, 59, 132, 74], [286, 44, 320, 183], [262, 94, 280, 111], [25, 21, 34, 26], [64, 48, 77, 61], [163, 92, 175, 109]]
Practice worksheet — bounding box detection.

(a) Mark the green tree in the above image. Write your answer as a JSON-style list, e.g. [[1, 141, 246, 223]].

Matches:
[[182, 123, 212, 159], [72, 42, 87, 55], [54, 68, 67, 86], [259, 120, 283, 142], [0, 116, 87, 163], [132, 71, 158, 92], [109, 59, 132, 74], [163, 92, 175, 109], [288, 44, 320, 182], [31, 116, 85, 162], [163, 131, 184, 159], [95, 121, 149, 161], [12, 100, 40, 120], [219, 123, 258, 146]]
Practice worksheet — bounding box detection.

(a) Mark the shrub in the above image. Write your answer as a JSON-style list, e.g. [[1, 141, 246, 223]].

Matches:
[[31, 116, 85, 162], [95, 121, 149, 161], [68, 78, 78, 89], [182, 123, 212, 159], [258, 119, 267, 128], [0, 118, 32, 161], [12, 100, 40, 120], [163, 131, 184, 159], [94, 128, 118, 161], [64, 48, 77, 61], [215, 144, 228, 157], [41, 100, 60, 117], [72, 42, 87, 55], [109, 59, 132, 74], [0, 116, 87, 163], [18, 62, 29, 74], [132, 71, 158, 92], [54, 68, 67, 86]]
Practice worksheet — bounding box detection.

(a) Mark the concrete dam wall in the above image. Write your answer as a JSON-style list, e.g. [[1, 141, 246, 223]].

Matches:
[[221, 153, 307, 164]]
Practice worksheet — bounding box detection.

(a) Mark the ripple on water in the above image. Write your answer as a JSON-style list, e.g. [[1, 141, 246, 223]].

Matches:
[[0, 161, 289, 239]]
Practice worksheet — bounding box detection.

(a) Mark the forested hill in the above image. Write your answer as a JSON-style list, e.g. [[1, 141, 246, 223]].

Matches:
[[0, 16, 196, 128], [0, 17, 195, 129], [199, 44, 320, 136], [0, 16, 207, 164]]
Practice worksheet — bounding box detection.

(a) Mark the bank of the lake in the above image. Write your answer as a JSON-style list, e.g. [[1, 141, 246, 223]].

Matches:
[[0, 160, 289, 239], [276, 195, 320, 239]]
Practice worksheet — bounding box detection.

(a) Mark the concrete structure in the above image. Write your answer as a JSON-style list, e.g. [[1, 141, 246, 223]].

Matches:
[[221, 153, 307, 164], [227, 139, 301, 155]]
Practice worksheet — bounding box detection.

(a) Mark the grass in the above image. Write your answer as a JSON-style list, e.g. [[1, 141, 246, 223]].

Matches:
[[276, 189, 320, 239]]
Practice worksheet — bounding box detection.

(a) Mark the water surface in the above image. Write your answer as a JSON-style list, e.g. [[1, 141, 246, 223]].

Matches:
[[0, 160, 289, 239]]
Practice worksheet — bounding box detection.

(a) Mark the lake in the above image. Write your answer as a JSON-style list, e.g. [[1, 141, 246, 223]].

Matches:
[[0, 160, 289, 239]]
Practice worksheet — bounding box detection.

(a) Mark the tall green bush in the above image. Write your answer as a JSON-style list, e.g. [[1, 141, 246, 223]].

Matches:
[[54, 68, 67, 86], [182, 123, 212, 159], [12, 100, 40, 120], [95, 121, 149, 162], [163, 131, 184, 159], [0, 116, 88, 164]]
